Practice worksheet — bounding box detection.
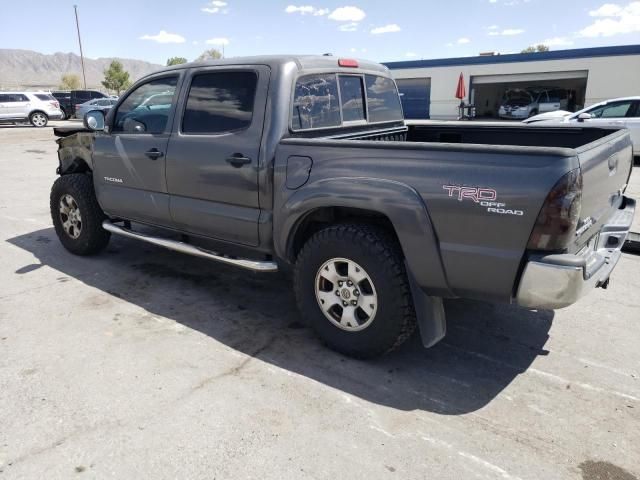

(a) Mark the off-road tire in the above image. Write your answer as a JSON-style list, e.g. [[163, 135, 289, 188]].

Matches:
[[50, 174, 111, 255], [29, 111, 48, 127], [294, 224, 417, 358]]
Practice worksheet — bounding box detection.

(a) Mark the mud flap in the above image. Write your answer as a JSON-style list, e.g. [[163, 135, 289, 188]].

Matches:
[[406, 264, 446, 348]]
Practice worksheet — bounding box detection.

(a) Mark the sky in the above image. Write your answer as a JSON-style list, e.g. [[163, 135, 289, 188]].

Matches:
[[1, 0, 639, 65]]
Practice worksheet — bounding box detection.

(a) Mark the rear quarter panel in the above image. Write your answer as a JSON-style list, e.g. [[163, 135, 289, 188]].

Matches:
[[274, 140, 578, 303]]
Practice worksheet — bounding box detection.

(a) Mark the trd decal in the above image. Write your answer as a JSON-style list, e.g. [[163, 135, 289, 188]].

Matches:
[[442, 185, 496, 203], [442, 184, 524, 216]]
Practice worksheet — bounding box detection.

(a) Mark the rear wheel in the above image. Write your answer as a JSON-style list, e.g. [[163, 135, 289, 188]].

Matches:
[[294, 224, 417, 358], [59, 108, 67, 121], [29, 111, 48, 127], [50, 174, 111, 255]]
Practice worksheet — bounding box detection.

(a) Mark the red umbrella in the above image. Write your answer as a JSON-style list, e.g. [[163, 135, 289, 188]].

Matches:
[[455, 72, 466, 100]]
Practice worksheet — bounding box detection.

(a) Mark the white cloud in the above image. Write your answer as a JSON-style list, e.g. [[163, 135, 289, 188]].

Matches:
[[541, 36, 574, 46], [589, 3, 624, 16], [405, 52, 417, 57], [580, 1, 640, 36], [285, 5, 328, 15], [489, 27, 525, 35], [202, 0, 228, 13], [328, 6, 366, 22], [487, 25, 499, 29], [502, 28, 525, 35], [457, 37, 471, 44], [139, 30, 186, 43], [489, 0, 497, 3], [339, 22, 359, 31], [205, 37, 230, 45], [370, 24, 401, 34]]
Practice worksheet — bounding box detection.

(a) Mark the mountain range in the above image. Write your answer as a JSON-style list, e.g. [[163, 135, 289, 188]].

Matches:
[[0, 49, 163, 91]]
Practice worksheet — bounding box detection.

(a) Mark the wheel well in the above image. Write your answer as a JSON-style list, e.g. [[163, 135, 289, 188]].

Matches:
[[29, 110, 48, 118], [60, 157, 91, 174], [289, 207, 402, 261]]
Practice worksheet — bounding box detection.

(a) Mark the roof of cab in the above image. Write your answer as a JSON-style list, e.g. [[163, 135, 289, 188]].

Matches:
[[159, 55, 390, 75]]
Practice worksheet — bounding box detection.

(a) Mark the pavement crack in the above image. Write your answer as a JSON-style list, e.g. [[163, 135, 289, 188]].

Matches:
[[185, 336, 277, 396]]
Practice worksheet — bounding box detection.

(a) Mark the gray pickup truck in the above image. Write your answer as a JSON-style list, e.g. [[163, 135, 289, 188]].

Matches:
[[51, 55, 635, 358]]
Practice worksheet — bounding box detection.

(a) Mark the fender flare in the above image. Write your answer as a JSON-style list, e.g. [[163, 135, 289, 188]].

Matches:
[[275, 176, 451, 298]]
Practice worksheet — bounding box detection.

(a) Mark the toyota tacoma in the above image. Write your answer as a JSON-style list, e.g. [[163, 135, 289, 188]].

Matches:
[[51, 55, 635, 358]]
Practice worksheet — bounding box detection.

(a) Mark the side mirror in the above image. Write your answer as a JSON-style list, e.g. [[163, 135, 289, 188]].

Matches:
[[577, 112, 592, 123], [83, 110, 105, 131]]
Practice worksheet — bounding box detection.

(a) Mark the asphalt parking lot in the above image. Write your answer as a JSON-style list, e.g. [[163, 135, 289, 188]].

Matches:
[[0, 123, 639, 480]]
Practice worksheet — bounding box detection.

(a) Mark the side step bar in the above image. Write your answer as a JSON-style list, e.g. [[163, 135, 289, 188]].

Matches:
[[102, 220, 278, 272]]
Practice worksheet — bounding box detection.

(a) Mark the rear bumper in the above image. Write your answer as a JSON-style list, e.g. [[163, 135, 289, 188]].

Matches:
[[516, 196, 635, 309]]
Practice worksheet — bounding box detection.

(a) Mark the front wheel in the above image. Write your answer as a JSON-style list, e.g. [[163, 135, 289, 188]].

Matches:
[[294, 224, 417, 358], [50, 174, 111, 255], [29, 111, 48, 127]]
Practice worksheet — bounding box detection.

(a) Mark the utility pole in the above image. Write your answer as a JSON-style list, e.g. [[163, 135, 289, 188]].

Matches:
[[74, 5, 87, 89]]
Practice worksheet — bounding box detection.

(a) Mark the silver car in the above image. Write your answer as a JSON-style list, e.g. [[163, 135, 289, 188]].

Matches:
[[74, 97, 118, 119], [498, 88, 566, 120], [0, 91, 63, 127]]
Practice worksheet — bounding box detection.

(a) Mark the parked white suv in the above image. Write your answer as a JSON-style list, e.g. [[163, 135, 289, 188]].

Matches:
[[0, 92, 63, 127]]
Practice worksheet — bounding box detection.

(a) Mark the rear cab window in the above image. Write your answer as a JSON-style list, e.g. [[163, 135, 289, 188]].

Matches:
[[292, 72, 403, 131]]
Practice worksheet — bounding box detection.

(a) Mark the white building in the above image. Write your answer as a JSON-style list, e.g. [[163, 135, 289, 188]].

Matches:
[[385, 44, 640, 120]]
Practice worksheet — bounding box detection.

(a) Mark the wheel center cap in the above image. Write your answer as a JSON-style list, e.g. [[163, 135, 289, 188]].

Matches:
[[341, 288, 351, 300]]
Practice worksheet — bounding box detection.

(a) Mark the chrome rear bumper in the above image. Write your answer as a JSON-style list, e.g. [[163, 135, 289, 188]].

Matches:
[[516, 196, 635, 309]]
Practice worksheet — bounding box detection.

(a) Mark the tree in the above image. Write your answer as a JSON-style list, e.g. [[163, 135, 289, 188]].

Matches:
[[167, 56, 188, 66], [59, 73, 81, 90], [196, 48, 222, 62], [521, 44, 550, 53], [101, 60, 131, 95]]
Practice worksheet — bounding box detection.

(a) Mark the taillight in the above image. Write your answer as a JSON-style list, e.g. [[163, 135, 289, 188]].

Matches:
[[51, 101, 59, 108], [527, 169, 582, 251]]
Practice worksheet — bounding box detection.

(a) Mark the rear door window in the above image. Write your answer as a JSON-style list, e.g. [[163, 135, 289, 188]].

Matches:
[[292, 74, 341, 130], [338, 75, 365, 122], [365, 75, 403, 122], [113, 76, 178, 134], [182, 71, 257, 134]]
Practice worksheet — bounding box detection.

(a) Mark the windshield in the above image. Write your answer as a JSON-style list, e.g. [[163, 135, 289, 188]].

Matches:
[[503, 90, 532, 106]]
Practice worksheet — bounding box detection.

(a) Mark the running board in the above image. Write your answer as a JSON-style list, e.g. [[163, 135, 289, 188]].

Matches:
[[102, 220, 278, 272]]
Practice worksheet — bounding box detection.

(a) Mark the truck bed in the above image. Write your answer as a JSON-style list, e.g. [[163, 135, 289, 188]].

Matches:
[[277, 123, 633, 304]]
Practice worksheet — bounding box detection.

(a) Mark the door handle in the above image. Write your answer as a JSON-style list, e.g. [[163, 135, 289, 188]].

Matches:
[[226, 153, 251, 168], [145, 148, 164, 160]]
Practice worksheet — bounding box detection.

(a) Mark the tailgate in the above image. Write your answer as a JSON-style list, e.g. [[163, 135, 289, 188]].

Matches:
[[573, 128, 633, 251]]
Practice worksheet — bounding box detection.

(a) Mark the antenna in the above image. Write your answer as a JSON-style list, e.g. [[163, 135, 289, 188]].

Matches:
[[74, 5, 87, 89]]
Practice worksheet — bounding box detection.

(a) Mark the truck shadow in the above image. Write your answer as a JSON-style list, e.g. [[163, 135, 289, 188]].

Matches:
[[8, 228, 554, 415]]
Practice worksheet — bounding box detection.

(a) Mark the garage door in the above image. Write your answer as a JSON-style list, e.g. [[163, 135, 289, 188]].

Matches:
[[396, 78, 431, 119], [472, 70, 588, 84]]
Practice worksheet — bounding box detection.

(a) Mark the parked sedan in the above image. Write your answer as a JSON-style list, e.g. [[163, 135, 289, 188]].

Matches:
[[74, 97, 118, 119], [523, 96, 640, 158]]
